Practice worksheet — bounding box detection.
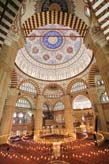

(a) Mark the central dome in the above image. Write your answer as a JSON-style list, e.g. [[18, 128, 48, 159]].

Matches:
[[15, 24, 93, 81], [25, 24, 81, 65]]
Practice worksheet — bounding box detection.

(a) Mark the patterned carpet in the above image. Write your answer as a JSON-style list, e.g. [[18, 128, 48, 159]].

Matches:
[[0, 139, 109, 164], [47, 160, 70, 164]]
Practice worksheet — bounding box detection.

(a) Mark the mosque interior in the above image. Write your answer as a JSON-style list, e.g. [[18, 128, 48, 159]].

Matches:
[[0, 0, 109, 164]]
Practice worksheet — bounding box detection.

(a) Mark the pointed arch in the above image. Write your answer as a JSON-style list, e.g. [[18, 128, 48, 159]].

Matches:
[[42, 101, 52, 111], [66, 78, 88, 94], [72, 94, 92, 109], [42, 83, 65, 97], [18, 79, 41, 95], [53, 101, 65, 111], [17, 93, 36, 109]]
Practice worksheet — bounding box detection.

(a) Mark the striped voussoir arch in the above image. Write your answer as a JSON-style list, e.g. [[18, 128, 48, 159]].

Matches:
[[22, 11, 88, 37], [18, 79, 41, 95], [88, 63, 98, 87], [0, 0, 23, 49], [66, 78, 88, 94]]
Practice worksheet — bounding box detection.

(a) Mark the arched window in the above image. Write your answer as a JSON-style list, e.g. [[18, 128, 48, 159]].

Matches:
[[16, 98, 31, 108], [71, 82, 87, 93], [19, 82, 37, 95], [54, 102, 64, 111], [13, 112, 17, 118], [96, 79, 104, 86], [72, 95, 91, 109], [94, 71, 104, 86], [18, 112, 24, 118], [100, 92, 109, 103], [13, 98, 33, 126], [42, 104, 49, 112], [84, 6, 90, 17]]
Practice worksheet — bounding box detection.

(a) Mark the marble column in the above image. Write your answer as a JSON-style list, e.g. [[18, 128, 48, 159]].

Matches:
[[0, 88, 18, 144], [93, 44, 109, 96], [84, 33, 109, 96], [0, 65, 10, 122], [88, 87, 107, 131], [0, 35, 24, 122], [63, 95, 75, 137], [34, 95, 44, 141], [0, 44, 12, 121]]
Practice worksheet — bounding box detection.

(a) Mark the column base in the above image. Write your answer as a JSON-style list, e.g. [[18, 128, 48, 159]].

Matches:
[[0, 135, 9, 145]]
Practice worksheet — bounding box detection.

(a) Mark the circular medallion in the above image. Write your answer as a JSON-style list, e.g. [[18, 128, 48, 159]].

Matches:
[[43, 54, 50, 60], [70, 33, 77, 41], [32, 47, 39, 54], [67, 47, 73, 53], [25, 24, 82, 66], [29, 33, 36, 41], [42, 31, 63, 50]]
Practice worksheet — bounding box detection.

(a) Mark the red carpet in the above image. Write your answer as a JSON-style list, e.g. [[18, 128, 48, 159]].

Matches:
[[0, 139, 109, 164]]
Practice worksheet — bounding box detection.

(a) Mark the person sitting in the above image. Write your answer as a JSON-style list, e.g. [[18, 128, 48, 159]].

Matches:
[[6, 145, 10, 154]]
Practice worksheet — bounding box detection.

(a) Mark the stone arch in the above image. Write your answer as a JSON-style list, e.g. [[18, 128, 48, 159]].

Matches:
[[53, 100, 65, 110], [72, 94, 92, 109], [42, 83, 65, 96], [43, 100, 52, 110], [17, 94, 36, 109], [18, 79, 41, 95], [66, 78, 88, 94], [72, 92, 90, 101]]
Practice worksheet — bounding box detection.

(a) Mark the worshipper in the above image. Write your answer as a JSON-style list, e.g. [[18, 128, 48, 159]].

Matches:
[[6, 145, 10, 154]]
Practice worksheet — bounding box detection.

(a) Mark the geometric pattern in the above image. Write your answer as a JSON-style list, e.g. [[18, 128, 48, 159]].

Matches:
[[25, 24, 82, 65]]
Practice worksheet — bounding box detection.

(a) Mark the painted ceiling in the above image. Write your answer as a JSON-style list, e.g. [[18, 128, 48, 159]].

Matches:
[[25, 24, 81, 65], [15, 24, 93, 81]]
